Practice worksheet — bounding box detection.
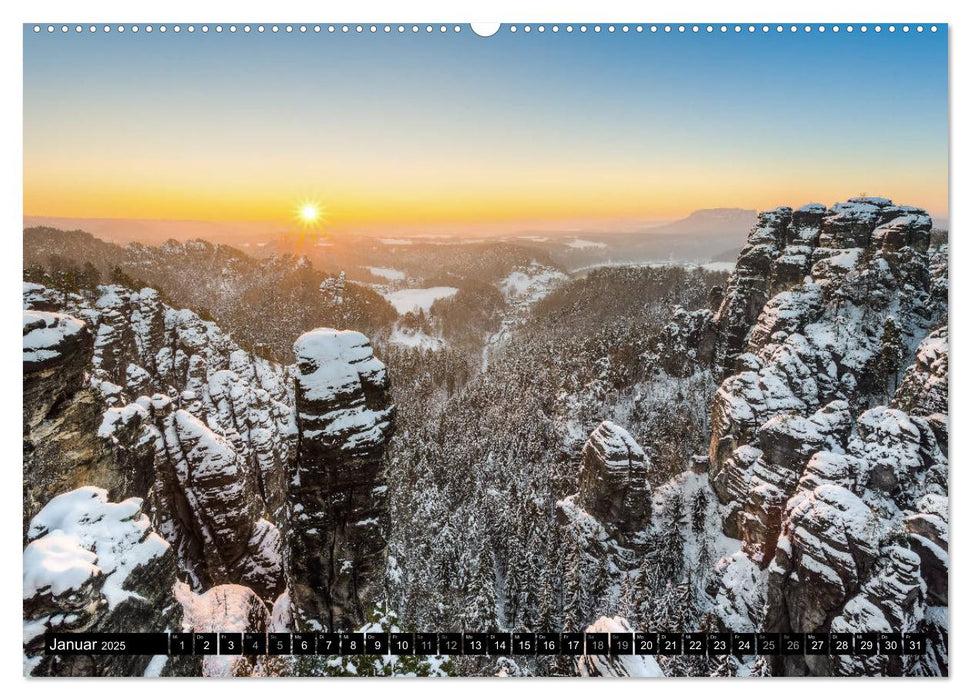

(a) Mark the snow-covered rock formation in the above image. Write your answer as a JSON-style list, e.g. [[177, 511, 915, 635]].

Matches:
[[23, 487, 194, 677], [702, 198, 947, 675], [286, 329, 395, 630], [575, 421, 652, 537], [23, 283, 294, 602], [24, 282, 396, 670], [577, 616, 663, 677]]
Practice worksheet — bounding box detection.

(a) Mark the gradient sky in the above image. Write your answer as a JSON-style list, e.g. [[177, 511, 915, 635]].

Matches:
[[23, 25, 949, 230]]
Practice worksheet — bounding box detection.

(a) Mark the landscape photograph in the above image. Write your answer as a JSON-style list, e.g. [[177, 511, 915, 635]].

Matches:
[[21, 22, 948, 678]]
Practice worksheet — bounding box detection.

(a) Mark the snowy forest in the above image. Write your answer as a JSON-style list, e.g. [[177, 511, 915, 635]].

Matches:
[[23, 197, 949, 677]]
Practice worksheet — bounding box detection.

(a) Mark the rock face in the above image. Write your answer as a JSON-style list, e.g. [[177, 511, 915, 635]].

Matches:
[[23, 283, 295, 602], [708, 198, 940, 557], [23, 487, 195, 677], [576, 421, 651, 536], [763, 485, 880, 652], [23, 309, 93, 431], [148, 401, 285, 600], [703, 198, 948, 676], [894, 327, 948, 418], [24, 281, 399, 648], [554, 422, 654, 632], [286, 329, 395, 631]]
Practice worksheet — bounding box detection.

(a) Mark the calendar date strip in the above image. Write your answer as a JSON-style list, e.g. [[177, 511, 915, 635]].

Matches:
[[44, 631, 932, 657]]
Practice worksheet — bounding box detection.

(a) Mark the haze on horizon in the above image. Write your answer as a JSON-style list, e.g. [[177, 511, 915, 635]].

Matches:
[[24, 25, 948, 235]]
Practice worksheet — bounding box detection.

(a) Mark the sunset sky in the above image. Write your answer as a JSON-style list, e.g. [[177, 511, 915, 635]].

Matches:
[[23, 25, 949, 231]]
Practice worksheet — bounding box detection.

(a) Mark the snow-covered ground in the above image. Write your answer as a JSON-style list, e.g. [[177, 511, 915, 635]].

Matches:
[[499, 263, 568, 304], [379, 238, 412, 246], [565, 238, 607, 249], [388, 326, 445, 350], [365, 266, 406, 281], [382, 287, 458, 314], [482, 263, 569, 371]]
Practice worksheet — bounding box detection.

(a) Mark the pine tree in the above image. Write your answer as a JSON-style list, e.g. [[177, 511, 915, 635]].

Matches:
[[631, 564, 654, 629], [690, 489, 708, 535], [695, 531, 713, 590], [561, 539, 586, 631], [617, 572, 636, 621], [656, 491, 687, 584], [536, 524, 562, 631], [878, 315, 906, 398], [464, 545, 498, 632]]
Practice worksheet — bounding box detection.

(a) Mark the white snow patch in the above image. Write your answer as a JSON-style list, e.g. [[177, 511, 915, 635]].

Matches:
[[23, 310, 87, 365], [564, 238, 607, 249], [143, 654, 168, 677], [578, 616, 664, 677], [499, 263, 567, 303], [25, 487, 170, 609], [389, 326, 445, 350], [365, 266, 406, 281], [382, 287, 458, 314]]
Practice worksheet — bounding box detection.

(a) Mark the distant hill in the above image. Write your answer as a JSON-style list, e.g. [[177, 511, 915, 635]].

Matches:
[[645, 208, 757, 237], [22, 215, 286, 246]]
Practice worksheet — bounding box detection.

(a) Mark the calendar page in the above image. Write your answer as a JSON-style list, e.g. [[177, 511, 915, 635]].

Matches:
[[22, 21, 948, 678]]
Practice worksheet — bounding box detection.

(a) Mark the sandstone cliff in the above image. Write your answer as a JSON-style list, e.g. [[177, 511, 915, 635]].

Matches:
[[703, 198, 947, 676], [286, 328, 395, 630]]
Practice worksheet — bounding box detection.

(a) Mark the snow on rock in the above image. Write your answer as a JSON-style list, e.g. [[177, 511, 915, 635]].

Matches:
[[708, 198, 941, 556], [894, 326, 948, 418], [23, 487, 186, 677], [577, 617, 663, 677], [763, 483, 881, 674], [903, 494, 948, 606], [23, 282, 295, 602], [148, 406, 285, 600], [575, 421, 652, 537], [23, 310, 94, 435], [25, 487, 169, 609], [711, 400, 852, 561], [23, 310, 89, 371], [175, 582, 271, 677], [828, 546, 926, 676], [97, 402, 149, 440], [705, 198, 947, 675], [711, 551, 767, 632], [850, 406, 935, 500], [293, 329, 393, 448]]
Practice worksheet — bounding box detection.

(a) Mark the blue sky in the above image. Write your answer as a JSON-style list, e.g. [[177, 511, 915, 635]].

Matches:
[[23, 24, 949, 226]]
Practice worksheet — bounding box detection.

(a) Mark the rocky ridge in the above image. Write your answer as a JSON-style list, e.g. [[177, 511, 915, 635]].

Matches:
[[701, 198, 947, 676], [23, 281, 395, 674]]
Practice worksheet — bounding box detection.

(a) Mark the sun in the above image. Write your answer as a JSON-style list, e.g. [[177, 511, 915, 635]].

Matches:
[[289, 199, 330, 248], [293, 199, 328, 233], [298, 202, 321, 225]]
